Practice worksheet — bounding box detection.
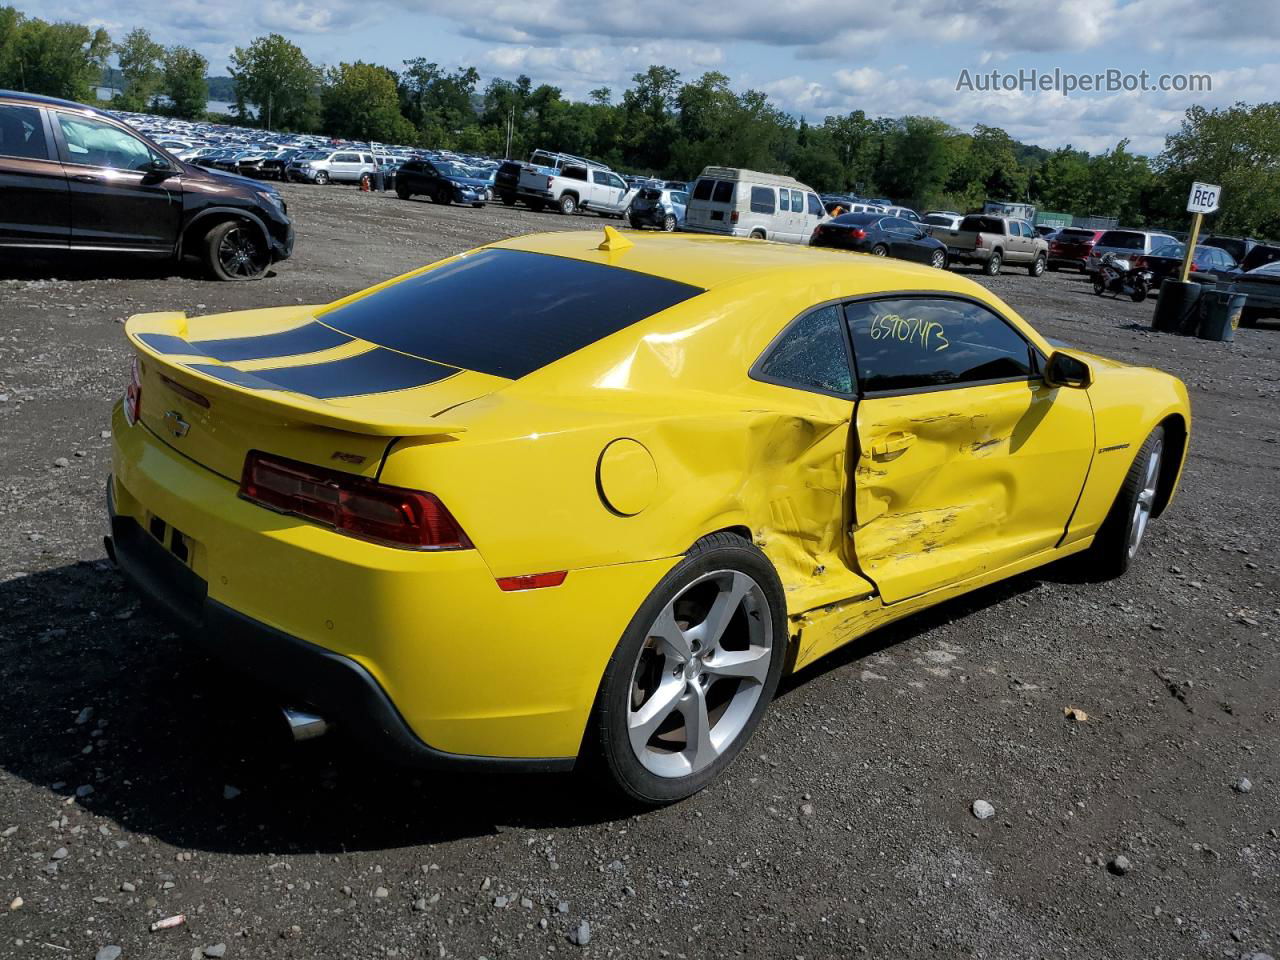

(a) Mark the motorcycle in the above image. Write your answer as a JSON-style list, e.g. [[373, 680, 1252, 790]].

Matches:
[[1093, 252, 1153, 302]]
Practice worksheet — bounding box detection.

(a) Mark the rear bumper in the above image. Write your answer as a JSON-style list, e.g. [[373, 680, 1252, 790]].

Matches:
[[106, 479, 571, 773], [948, 248, 993, 263], [630, 207, 672, 227]]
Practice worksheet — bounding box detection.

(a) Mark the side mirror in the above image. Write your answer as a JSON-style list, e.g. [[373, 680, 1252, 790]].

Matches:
[[1044, 350, 1093, 389], [143, 158, 177, 179]]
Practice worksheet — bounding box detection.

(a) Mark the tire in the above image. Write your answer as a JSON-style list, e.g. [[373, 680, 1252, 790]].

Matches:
[[662, 214, 677, 233], [528, 199, 546, 213], [929, 248, 946, 269], [1092, 275, 1106, 296], [590, 532, 787, 805], [1084, 426, 1166, 580], [983, 251, 1002, 275], [434, 186, 452, 206], [472, 202, 484, 208], [750, 230, 766, 240], [395, 184, 411, 200], [202, 220, 269, 281], [1130, 279, 1149, 303], [1239, 308, 1259, 328], [628, 214, 641, 230], [559, 193, 578, 215], [500, 193, 516, 206], [1048, 263, 1060, 272], [314, 171, 329, 185], [1029, 254, 1046, 277], [871, 244, 888, 257]]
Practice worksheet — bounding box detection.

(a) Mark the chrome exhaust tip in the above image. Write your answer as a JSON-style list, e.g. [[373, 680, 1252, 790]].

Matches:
[[281, 707, 329, 742]]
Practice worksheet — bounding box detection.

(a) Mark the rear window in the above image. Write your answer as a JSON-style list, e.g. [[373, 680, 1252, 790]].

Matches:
[[923, 215, 954, 227], [1057, 229, 1096, 240], [692, 178, 714, 201], [712, 180, 734, 203], [831, 213, 877, 225], [318, 250, 704, 380], [1097, 231, 1145, 250], [960, 216, 1005, 234]]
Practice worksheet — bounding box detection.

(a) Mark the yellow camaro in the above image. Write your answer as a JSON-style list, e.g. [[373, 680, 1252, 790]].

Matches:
[[108, 228, 1190, 803]]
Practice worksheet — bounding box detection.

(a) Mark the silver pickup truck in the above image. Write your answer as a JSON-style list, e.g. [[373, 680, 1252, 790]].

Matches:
[[941, 215, 1049, 276]]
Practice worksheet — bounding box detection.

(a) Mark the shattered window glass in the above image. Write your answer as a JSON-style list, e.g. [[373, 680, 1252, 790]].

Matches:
[[756, 305, 853, 396]]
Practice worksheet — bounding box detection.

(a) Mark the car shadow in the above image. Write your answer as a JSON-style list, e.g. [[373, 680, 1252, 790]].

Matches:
[[0, 552, 1091, 853], [0, 256, 275, 283], [0, 559, 624, 855]]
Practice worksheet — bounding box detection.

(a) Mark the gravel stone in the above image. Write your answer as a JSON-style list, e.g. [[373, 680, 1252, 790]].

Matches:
[[971, 800, 995, 820], [95, 948, 122, 960], [1108, 855, 1132, 876]]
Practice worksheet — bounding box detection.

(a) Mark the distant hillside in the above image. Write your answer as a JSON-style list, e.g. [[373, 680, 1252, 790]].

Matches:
[[97, 68, 235, 103]]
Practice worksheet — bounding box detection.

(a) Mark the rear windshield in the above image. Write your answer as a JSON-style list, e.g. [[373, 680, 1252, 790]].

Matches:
[[923, 215, 955, 226], [318, 249, 703, 380], [1097, 231, 1146, 249], [960, 216, 1005, 233], [831, 213, 878, 225], [1057, 228, 1096, 240]]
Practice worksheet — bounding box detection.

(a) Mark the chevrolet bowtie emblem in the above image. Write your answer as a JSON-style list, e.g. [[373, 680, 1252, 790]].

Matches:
[[163, 410, 190, 438]]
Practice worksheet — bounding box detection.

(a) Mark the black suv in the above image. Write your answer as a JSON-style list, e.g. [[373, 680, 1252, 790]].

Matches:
[[0, 90, 293, 280], [394, 158, 488, 206]]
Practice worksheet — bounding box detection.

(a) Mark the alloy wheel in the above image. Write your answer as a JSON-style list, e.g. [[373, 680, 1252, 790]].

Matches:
[[627, 570, 773, 778], [217, 227, 266, 279], [931, 249, 946, 268], [1127, 437, 1163, 559]]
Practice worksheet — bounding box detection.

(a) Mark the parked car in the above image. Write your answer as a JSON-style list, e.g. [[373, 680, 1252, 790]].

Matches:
[[922, 212, 963, 234], [516, 158, 635, 216], [258, 148, 305, 181], [810, 212, 948, 269], [0, 90, 292, 280], [395, 159, 487, 206], [629, 187, 688, 231], [1138, 242, 1237, 287], [1226, 260, 1280, 325], [1239, 243, 1280, 272], [1034, 224, 1061, 238], [109, 227, 1190, 803], [1047, 228, 1103, 272], [294, 149, 377, 185], [1085, 229, 1179, 276], [940, 214, 1049, 276], [683, 167, 827, 244], [1200, 234, 1264, 266], [882, 205, 921, 223]]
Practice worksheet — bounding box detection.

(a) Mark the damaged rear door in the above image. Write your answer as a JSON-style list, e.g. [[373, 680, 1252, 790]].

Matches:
[[845, 295, 1093, 604]]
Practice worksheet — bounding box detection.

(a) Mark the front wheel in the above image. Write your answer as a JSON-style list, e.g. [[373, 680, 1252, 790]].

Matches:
[[313, 171, 329, 185], [395, 184, 411, 200], [1029, 254, 1046, 277], [1084, 426, 1165, 579], [203, 220, 269, 281], [590, 532, 787, 805], [500, 193, 516, 206], [983, 252, 1002, 275]]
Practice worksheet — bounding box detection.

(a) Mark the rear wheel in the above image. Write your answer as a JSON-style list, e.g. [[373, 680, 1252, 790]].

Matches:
[[1130, 277, 1149, 302], [929, 248, 946, 269], [559, 194, 578, 215], [500, 193, 516, 206], [1092, 275, 1106, 295], [528, 199, 546, 213], [591, 532, 786, 805], [750, 229, 766, 240], [203, 220, 269, 281], [662, 213, 677, 232], [871, 244, 888, 257], [1084, 426, 1165, 579], [628, 214, 641, 230], [983, 251, 1002, 275]]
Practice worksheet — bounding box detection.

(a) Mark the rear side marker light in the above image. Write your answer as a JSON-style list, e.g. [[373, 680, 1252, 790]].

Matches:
[[124, 355, 142, 426], [496, 571, 568, 592], [240, 451, 472, 550]]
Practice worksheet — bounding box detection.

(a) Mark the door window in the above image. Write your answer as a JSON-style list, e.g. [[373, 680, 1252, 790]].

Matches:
[[790, 189, 804, 211], [807, 193, 824, 217], [752, 304, 853, 396], [608, 173, 626, 190], [673, 191, 689, 206], [0, 105, 50, 160], [777, 189, 791, 212], [846, 297, 1033, 394], [55, 112, 161, 171], [334, 152, 359, 163], [749, 186, 775, 214], [592, 170, 612, 186]]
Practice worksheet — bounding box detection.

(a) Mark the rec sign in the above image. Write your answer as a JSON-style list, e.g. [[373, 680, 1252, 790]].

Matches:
[[1187, 182, 1221, 214]]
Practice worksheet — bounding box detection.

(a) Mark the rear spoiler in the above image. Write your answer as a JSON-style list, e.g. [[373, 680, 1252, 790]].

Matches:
[[125, 311, 466, 438]]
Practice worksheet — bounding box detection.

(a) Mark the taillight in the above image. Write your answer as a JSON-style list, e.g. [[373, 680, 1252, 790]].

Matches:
[[850, 228, 866, 240], [1189, 262, 1198, 272], [239, 451, 472, 550], [545, 175, 553, 189], [1132, 256, 1147, 268], [730, 210, 739, 224], [124, 355, 141, 426], [974, 234, 983, 248]]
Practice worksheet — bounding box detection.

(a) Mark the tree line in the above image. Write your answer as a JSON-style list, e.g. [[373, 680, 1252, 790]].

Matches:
[[2, 5, 1276, 238]]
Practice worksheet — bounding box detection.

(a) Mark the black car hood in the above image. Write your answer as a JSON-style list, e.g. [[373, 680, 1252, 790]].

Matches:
[[194, 165, 279, 194], [443, 175, 489, 188]]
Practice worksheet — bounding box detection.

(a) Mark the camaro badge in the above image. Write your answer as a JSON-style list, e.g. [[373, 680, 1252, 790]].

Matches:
[[163, 410, 190, 438]]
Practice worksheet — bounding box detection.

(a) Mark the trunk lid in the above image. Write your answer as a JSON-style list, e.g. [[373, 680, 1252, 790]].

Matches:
[[126, 309, 504, 482]]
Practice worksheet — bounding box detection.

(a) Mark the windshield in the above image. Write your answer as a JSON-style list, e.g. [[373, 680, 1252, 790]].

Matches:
[[433, 161, 466, 177], [1097, 231, 1145, 249]]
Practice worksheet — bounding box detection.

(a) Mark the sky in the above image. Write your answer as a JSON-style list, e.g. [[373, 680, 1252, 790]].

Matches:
[[32, 0, 1280, 155]]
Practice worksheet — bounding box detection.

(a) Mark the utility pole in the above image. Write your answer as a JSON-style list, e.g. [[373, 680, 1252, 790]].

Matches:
[[505, 105, 514, 160]]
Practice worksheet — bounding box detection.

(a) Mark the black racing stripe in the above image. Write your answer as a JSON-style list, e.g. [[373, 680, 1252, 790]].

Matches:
[[193, 323, 354, 362], [137, 333, 199, 354], [186, 348, 457, 399]]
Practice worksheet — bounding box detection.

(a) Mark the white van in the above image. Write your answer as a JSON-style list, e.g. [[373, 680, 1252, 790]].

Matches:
[[683, 167, 827, 243]]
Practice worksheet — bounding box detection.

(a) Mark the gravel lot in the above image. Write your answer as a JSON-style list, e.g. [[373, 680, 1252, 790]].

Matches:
[[1, 183, 1278, 960]]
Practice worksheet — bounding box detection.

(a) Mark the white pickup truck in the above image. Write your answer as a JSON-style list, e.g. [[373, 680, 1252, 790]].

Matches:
[[516, 153, 637, 217]]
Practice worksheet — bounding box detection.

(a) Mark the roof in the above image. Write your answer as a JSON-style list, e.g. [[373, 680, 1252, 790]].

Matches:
[[491, 230, 985, 299], [0, 89, 105, 113]]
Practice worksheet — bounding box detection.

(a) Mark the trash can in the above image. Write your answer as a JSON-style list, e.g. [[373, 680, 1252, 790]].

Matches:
[[1197, 287, 1246, 342], [1153, 279, 1203, 333]]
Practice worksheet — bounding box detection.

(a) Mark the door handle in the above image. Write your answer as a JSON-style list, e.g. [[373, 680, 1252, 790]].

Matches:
[[870, 431, 915, 461], [71, 174, 100, 183]]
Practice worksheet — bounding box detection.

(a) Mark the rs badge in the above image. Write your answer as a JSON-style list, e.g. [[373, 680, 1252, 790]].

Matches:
[[163, 410, 190, 438]]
